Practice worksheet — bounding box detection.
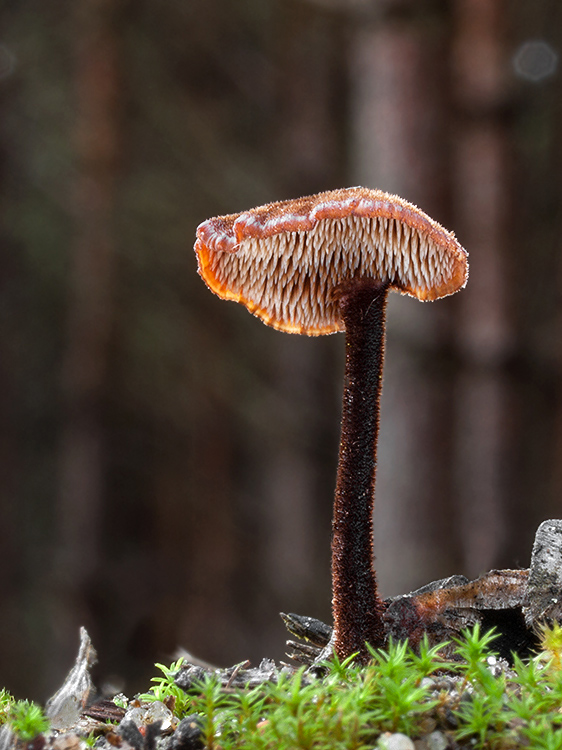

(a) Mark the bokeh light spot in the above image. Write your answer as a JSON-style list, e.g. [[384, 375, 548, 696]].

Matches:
[[513, 40, 558, 82]]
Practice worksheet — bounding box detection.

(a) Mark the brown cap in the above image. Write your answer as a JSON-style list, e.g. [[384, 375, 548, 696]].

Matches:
[[194, 187, 468, 335]]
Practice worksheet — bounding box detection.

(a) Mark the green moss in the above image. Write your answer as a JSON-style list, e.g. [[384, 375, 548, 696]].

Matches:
[[0, 689, 15, 726], [138, 624, 562, 749], [7, 624, 562, 748], [138, 656, 192, 716], [6, 700, 50, 741]]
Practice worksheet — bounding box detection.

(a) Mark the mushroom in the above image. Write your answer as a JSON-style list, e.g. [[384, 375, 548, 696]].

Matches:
[[194, 186, 468, 662]]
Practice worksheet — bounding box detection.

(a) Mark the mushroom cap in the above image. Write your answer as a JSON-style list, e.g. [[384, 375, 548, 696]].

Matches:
[[194, 187, 468, 335]]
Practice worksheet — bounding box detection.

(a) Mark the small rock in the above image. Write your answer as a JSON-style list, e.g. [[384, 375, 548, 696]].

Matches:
[[119, 720, 144, 750], [416, 716, 436, 735], [426, 731, 448, 750], [169, 715, 204, 750], [175, 666, 208, 692], [377, 732, 415, 750], [52, 733, 84, 750], [117, 718, 164, 750], [441, 708, 458, 729], [123, 702, 176, 733], [143, 702, 176, 732]]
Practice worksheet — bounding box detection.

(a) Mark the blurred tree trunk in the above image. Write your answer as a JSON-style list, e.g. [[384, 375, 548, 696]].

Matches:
[[548, 5, 562, 522], [155, 0, 349, 664], [52, 0, 121, 674], [452, 0, 512, 573], [348, 1, 464, 596], [507, 0, 562, 562], [0, 41, 26, 689], [256, 0, 346, 623]]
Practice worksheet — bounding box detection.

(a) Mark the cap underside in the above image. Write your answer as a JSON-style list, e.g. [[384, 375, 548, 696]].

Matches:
[[195, 189, 468, 335]]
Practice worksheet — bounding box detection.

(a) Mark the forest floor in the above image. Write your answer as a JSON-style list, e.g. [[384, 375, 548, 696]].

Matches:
[[3, 520, 562, 749], [2, 613, 562, 750]]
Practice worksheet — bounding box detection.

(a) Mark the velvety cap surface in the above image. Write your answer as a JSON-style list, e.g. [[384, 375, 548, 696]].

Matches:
[[195, 187, 468, 335]]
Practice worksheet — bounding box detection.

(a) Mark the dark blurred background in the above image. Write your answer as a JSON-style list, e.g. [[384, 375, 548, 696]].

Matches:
[[2, 0, 562, 701]]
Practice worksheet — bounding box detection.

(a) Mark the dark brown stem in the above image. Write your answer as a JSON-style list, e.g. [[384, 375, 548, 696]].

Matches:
[[331, 280, 389, 661]]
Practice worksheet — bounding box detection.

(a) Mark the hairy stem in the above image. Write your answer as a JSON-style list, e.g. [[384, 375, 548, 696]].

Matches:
[[331, 280, 389, 660]]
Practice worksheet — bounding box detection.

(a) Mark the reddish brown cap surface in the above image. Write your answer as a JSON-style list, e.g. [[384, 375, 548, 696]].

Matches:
[[195, 187, 468, 335]]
